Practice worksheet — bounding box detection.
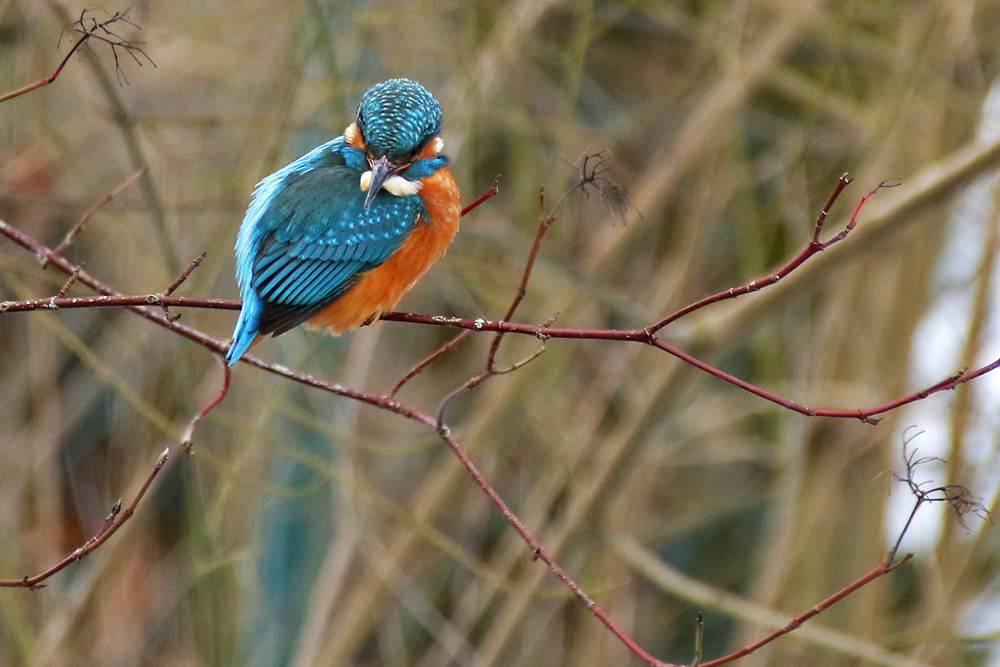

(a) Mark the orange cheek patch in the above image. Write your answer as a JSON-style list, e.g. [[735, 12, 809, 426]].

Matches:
[[344, 123, 366, 151]]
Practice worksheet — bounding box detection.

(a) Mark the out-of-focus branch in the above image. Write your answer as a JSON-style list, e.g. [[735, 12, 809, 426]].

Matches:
[[0, 9, 152, 104], [43, 168, 147, 266]]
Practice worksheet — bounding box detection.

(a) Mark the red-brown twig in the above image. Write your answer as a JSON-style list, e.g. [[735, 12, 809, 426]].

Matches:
[[0, 447, 169, 589], [460, 177, 501, 217], [389, 180, 501, 396], [689, 433, 987, 666], [0, 213, 679, 663], [1, 294, 992, 424], [0, 9, 153, 104], [42, 168, 147, 266], [163, 252, 207, 298], [487, 188, 555, 371], [160, 251, 207, 321], [181, 358, 231, 451], [697, 554, 913, 666], [648, 176, 898, 333], [389, 313, 996, 423], [53, 267, 81, 299], [0, 168, 990, 665], [434, 196, 555, 422], [430, 154, 635, 418], [2, 213, 995, 426], [430, 423, 679, 667], [389, 329, 473, 397], [693, 614, 705, 667]]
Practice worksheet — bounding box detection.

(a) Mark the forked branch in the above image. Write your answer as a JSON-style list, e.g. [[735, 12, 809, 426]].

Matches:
[[0, 9, 154, 104], [0, 170, 994, 666]]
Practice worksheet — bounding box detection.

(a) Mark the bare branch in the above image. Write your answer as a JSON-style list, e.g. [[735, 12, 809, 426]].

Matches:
[[887, 431, 990, 561], [647, 176, 897, 334], [43, 168, 147, 266], [460, 178, 501, 217], [0, 9, 154, 104], [0, 448, 170, 589]]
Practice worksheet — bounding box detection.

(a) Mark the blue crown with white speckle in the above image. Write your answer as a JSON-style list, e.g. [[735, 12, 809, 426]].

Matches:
[[356, 79, 443, 162]]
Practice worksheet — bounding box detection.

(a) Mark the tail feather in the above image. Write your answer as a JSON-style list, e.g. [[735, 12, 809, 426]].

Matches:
[[226, 295, 263, 365]]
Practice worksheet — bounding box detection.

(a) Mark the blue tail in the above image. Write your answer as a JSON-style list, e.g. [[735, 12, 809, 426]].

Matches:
[[227, 294, 262, 365]]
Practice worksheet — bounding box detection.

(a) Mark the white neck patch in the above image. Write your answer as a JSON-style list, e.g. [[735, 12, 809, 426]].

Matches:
[[359, 171, 423, 197]]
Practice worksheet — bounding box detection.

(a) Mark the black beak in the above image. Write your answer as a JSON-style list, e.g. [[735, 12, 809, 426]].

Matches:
[[364, 156, 394, 209]]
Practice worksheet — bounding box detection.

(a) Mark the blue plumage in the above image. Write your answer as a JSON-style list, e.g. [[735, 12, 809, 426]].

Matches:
[[357, 79, 442, 161], [227, 79, 449, 365]]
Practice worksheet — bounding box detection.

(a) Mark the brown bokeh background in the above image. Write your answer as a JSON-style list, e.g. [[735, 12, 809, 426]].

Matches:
[[2, 1, 1000, 665]]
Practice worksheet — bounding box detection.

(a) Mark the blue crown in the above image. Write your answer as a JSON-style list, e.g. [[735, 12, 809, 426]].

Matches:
[[356, 79, 443, 162]]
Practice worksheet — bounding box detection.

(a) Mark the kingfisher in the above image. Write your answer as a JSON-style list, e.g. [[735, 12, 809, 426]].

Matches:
[[226, 78, 461, 365]]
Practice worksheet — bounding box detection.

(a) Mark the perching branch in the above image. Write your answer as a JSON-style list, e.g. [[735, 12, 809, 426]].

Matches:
[[390, 179, 502, 397], [0, 169, 995, 666], [2, 174, 996, 423]]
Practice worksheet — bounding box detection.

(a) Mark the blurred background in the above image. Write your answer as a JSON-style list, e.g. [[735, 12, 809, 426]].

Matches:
[[2, 1, 1000, 665]]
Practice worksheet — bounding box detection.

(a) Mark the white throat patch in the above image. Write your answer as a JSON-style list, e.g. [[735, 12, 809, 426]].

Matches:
[[359, 171, 423, 197]]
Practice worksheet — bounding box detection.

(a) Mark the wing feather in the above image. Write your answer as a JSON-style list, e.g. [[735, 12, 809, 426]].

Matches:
[[246, 159, 423, 336]]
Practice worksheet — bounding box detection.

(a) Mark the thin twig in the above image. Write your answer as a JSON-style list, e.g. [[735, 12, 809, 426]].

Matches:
[[0, 9, 153, 104], [53, 267, 81, 299], [695, 433, 987, 666], [0, 447, 170, 589], [43, 168, 148, 266], [160, 251, 207, 321], [433, 176, 572, 421], [181, 358, 232, 451], [693, 613, 705, 667], [647, 176, 897, 334], [487, 189, 555, 372], [388, 179, 502, 395], [383, 179, 504, 396], [461, 178, 501, 217], [164, 252, 207, 298], [886, 432, 989, 561], [697, 555, 913, 666], [390, 329, 473, 397]]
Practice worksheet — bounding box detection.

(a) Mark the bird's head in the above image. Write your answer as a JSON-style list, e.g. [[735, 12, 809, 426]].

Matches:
[[348, 78, 444, 209]]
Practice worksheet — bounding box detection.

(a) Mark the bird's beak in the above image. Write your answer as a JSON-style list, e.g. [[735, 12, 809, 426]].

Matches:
[[363, 156, 394, 209]]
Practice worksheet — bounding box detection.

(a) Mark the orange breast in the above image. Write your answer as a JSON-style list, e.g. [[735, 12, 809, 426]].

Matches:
[[305, 166, 461, 333]]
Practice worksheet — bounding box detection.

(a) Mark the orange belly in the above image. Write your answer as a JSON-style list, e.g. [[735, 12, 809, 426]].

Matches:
[[305, 166, 461, 333]]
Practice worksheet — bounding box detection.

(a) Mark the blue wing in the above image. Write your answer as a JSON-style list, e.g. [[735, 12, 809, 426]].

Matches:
[[227, 138, 423, 364]]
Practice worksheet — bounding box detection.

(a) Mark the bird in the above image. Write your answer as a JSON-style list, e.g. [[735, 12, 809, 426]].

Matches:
[[226, 78, 461, 365]]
